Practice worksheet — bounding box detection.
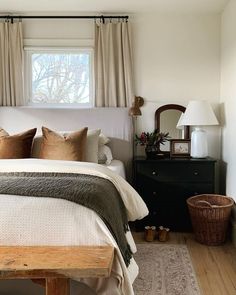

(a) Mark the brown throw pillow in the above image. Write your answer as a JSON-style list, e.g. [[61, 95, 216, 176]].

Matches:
[[39, 126, 88, 161], [0, 128, 37, 159]]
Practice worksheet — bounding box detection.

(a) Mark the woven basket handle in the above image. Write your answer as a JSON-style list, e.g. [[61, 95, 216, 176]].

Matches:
[[196, 200, 213, 208]]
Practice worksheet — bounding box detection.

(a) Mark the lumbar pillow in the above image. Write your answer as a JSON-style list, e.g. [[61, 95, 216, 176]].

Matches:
[[0, 128, 37, 159], [98, 145, 113, 165], [39, 126, 88, 161]]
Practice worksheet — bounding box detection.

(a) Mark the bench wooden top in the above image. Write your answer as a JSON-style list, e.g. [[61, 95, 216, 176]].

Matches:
[[0, 246, 114, 279]]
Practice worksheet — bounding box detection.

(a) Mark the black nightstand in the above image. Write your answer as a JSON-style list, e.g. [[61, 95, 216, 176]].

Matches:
[[133, 156, 216, 231]]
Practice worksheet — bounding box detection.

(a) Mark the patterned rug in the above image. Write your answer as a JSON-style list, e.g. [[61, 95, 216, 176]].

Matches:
[[133, 244, 201, 295]]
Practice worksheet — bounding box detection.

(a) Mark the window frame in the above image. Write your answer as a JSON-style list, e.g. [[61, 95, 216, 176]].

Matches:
[[24, 47, 94, 108]]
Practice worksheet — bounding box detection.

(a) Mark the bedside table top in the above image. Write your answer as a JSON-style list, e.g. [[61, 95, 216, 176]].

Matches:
[[134, 156, 217, 163]]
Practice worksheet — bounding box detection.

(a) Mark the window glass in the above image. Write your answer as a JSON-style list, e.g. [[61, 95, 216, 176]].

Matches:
[[25, 49, 93, 107]]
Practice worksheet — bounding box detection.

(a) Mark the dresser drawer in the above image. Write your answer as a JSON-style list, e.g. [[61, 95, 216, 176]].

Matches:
[[136, 161, 214, 182], [137, 182, 214, 205]]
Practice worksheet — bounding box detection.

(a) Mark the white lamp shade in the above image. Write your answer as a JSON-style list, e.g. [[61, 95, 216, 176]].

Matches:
[[180, 100, 219, 126], [176, 113, 184, 129]]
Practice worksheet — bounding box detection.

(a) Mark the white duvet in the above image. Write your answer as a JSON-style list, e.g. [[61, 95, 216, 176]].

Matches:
[[0, 159, 148, 295]]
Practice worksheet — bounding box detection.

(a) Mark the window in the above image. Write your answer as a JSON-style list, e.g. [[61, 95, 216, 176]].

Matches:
[[25, 48, 93, 107]]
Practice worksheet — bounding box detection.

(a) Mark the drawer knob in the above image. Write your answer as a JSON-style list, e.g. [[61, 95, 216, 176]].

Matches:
[[153, 191, 157, 196], [152, 171, 157, 175], [194, 171, 199, 176]]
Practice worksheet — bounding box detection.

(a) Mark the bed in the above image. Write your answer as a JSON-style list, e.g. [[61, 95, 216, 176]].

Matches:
[[0, 107, 133, 181], [102, 160, 126, 179], [0, 107, 147, 295]]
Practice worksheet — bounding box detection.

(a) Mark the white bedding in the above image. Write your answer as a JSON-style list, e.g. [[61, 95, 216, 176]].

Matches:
[[0, 159, 148, 295], [102, 159, 126, 179]]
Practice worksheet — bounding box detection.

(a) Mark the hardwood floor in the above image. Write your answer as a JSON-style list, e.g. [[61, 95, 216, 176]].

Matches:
[[133, 232, 236, 295]]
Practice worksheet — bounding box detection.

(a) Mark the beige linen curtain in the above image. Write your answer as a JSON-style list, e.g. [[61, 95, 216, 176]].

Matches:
[[0, 21, 24, 106], [95, 21, 134, 107]]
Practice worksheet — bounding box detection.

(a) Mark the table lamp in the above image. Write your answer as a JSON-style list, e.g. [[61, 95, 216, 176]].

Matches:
[[179, 100, 219, 158]]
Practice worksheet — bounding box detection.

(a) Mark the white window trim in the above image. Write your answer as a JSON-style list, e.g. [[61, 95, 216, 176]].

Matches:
[[24, 46, 94, 108]]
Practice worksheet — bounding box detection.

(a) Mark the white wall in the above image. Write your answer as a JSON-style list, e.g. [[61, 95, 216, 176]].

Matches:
[[21, 13, 221, 159], [132, 13, 221, 158], [221, 0, 236, 198], [23, 18, 94, 40]]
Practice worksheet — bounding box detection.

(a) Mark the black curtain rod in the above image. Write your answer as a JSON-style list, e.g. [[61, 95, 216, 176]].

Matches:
[[0, 15, 129, 20]]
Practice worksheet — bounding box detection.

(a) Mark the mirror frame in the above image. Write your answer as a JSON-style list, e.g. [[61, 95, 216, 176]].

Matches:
[[155, 104, 190, 152]]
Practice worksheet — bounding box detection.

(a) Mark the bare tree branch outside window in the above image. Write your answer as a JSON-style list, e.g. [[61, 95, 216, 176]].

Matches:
[[31, 53, 90, 104]]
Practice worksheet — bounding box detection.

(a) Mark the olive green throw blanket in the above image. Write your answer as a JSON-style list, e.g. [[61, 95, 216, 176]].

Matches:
[[0, 172, 132, 266]]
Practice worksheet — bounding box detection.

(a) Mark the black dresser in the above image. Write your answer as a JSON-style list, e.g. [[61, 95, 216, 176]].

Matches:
[[133, 156, 216, 231]]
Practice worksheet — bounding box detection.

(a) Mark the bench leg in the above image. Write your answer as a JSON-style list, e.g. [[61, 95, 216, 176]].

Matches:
[[46, 278, 70, 295]]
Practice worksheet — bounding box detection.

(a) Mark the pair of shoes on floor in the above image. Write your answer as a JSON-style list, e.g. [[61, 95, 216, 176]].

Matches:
[[144, 225, 170, 242]]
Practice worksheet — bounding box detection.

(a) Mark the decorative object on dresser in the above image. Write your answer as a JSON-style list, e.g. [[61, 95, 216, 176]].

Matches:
[[135, 130, 170, 159], [179, 100, 219, 158], [155, 104, 190, 157], [170, 139, 191, 158], [133, 156, 216, 231]]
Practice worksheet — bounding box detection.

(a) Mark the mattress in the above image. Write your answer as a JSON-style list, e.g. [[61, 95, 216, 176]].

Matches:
[[102, 159, 126, 179]]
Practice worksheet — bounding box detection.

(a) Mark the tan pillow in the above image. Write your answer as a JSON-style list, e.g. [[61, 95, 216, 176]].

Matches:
[[0, 128, 37, 159], [39, 126, 88, 161], [62, 129, 101, 163]]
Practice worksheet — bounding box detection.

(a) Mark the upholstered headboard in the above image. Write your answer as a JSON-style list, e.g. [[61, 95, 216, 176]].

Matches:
[[0, 107, 133, 180]]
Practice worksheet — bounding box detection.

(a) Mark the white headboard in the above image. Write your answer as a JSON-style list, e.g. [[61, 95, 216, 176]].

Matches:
[[0, 107, 133, 180]]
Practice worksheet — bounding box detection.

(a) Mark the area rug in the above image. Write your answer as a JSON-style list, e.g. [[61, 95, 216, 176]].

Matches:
[[133, 244, 201, 295]]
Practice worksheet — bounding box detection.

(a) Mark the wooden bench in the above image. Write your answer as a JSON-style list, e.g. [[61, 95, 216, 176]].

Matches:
[[0, 246, 114, 295]]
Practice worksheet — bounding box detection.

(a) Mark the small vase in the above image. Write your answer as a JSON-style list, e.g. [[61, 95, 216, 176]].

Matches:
[[145, 145, 159, 159]]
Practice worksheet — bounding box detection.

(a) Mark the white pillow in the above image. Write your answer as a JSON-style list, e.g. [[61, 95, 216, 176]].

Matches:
[[85, 129, 101, 163], [99, 133, 110, 146], [98, 145, 113, 165]]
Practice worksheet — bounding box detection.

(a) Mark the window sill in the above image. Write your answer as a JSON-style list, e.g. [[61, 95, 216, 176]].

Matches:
[[18, 104, 94, 110]]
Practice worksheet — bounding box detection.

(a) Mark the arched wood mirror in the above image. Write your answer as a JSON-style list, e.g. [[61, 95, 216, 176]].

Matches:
[[155, 104, 190, 153]]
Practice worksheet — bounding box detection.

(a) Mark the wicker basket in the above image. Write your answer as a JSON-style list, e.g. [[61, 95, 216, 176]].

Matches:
[[187, 194, 234, 246]]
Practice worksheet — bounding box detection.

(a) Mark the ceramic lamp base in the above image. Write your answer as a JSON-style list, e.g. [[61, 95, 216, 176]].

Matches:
[[190, 127, 208, 158]]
